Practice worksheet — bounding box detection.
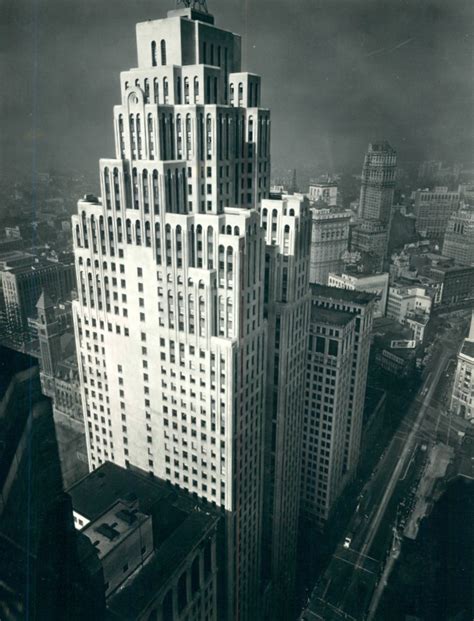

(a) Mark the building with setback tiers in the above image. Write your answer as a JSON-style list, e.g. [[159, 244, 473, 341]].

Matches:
[[352, 142, 396, 269], [301, 286, 375, 526], [260, 195, 311, 618], [72, 4, 273, 619]]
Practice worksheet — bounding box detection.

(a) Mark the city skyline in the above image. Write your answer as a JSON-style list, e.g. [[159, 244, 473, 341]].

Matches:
[[1, 0, 473, 182], [0, 2, 473, 620]]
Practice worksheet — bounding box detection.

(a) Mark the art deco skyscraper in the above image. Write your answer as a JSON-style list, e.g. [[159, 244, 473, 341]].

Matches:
[[72, 5, 271, 619]]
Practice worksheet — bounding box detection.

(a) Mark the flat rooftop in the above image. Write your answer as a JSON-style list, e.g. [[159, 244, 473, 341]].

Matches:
[[311, 283, 376, 306], [311, 306, 354, 327], [69, 463, 220, 620], [461, 339, 474, 359]]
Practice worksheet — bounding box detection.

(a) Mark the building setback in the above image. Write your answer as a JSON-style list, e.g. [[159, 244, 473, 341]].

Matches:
[[260, 195, 311, 618], [301, 285, 375, 526], [72, 5, 274, 619]]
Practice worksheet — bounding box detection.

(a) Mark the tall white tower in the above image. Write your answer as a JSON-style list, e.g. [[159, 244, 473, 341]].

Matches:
[[72, 5, 270, 619]]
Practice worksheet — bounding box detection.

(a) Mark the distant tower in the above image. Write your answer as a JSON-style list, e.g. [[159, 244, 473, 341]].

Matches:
[[289, 168, 299, 194], [36, 290, 62, 378], [358, 141, 397, 225]]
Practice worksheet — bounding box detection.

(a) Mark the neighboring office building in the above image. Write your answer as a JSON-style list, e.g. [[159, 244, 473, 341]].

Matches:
[[309, 204, 351, 285], [328, 270, 389, 318], [69, 461, 220, 621], [72, 6, 271, 619], [413, 187, 460, 240], [450, 312, 474, 421], [301, 306, 357, 526], [0, 346, 105, 620], [0, 252, 75, 347], [260, 195, 311, 619], [386, 285, 432, 324], [301, 285, 375, 526], [442, 206, 474, 266], [350, 218, 388, 272], [308, 179, 338, 206], [371, 318, 420, 379], [35, 291, 88, 487], [429, 264, 474, 307]]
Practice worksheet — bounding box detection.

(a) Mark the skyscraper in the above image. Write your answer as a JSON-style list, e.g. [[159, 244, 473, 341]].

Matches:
[[301, 285, 375, 525], [72, 4, 271, 618], [352, 141, 397, 271], [260, 195, 311, 618], [358, 141, 397, 225]]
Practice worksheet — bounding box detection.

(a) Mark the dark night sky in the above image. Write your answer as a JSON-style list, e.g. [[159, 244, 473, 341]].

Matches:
[[0, 0, 473, 184]]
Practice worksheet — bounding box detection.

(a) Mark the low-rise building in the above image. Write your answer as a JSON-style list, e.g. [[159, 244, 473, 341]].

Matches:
[[328, 271, 389, 317], [69, 462, 221, 621], [386, 285, 432, 324]]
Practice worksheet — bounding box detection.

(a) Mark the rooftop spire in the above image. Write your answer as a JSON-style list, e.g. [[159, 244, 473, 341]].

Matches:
[[177, 0, 208, 13]]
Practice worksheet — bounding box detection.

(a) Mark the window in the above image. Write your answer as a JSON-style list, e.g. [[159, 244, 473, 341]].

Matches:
[[160, 39, 167, 65], [151, 41, 157, 67]]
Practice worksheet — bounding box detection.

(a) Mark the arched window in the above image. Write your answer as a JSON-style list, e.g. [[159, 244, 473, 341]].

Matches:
[[176, 77, 182, 104], [75, 224, 81, 248], [160, 39, 167, 65], [155, 222, 161, 264], [118, 115, 125, 157], [163, 78, 169, 103], [151, 41, 157, 67], [117, 218, 123, 243], [144, 78, 150, 102], [153, 78, 159, 103], [147, 113, 155, 159], [186, 114, 192, 155], [184, 77, 190, 104], [152, 170, 159, 214], [145, 221, 151, 247], [143, 170, 149, 213], [194, 77, 199, 103], [234, 226, 240, 236], [135, 221, 142, 245], [207, 225, 214, 269], [238, 82, 243, 106], [126, 219, 132, 243]]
